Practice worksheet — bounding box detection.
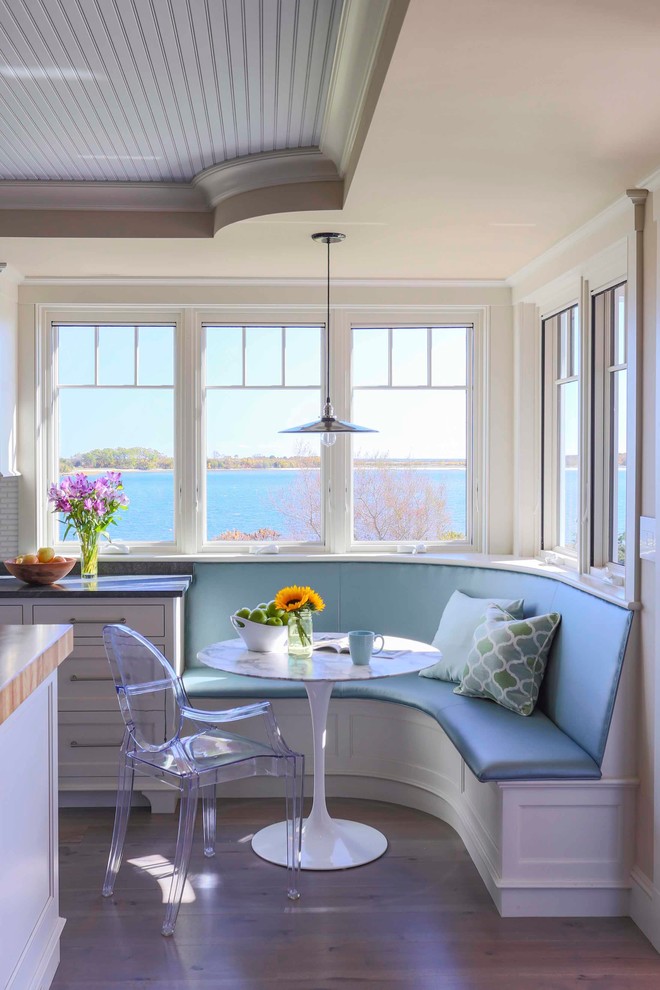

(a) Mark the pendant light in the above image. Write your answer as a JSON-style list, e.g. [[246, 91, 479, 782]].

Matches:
[[280, 232, 376, 446]]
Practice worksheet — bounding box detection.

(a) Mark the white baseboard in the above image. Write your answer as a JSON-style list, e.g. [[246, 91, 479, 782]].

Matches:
[[630, 867, 660, 950]]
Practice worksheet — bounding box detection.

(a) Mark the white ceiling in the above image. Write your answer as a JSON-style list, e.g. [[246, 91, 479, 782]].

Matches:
[[0, 0, 341, 181], [3, 0, 660, 280]]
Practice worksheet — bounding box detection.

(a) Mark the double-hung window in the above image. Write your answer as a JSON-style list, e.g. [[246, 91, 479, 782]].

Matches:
[[542, 306, 580, 557], [49, 321, 177, 548], [351, 324, 472, 546]]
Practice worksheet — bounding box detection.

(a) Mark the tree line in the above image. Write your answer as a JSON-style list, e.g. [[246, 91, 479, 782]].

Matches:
[[61, 447, 467, 472]]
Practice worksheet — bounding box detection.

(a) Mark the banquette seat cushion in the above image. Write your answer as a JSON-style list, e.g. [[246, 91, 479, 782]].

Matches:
[[182, 561, 633, 783]]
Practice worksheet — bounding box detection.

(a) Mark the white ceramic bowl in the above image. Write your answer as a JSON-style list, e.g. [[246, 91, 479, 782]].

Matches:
[[230, 614, 288, 653]]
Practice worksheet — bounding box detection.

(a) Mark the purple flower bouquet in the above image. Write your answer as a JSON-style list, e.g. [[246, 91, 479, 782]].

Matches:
[[48, 472, 129, 578]]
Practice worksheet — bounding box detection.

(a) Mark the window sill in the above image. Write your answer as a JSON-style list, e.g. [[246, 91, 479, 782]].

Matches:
[[91, 549, 639, 610]]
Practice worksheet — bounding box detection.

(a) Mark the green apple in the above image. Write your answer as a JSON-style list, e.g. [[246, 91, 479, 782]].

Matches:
[[235, 607, 251, 619], [249, 608, 268, 624], [266, 617, 283, 626], [266, 601, 285, 619], [280, 612, 291, 625], [257, 603, 268, 611]]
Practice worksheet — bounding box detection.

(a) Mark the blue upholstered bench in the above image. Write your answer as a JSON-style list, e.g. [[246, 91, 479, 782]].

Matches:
[[182, 561, 633, 784]]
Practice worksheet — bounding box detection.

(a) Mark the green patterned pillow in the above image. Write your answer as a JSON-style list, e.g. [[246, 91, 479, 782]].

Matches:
[[453, 604, 561, 716]]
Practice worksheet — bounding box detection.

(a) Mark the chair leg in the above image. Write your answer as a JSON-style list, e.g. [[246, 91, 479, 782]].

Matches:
[[162, 777, 199, 936], [102, 752, 134, 897], [284, 754, 304, 901], [202, 784, 216, 858]]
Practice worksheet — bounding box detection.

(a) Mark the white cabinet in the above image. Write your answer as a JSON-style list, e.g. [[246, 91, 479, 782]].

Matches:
[[10, 590, 186, 811]]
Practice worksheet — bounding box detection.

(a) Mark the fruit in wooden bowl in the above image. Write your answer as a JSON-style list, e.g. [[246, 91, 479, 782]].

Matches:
[[4, 551, 76, 585]]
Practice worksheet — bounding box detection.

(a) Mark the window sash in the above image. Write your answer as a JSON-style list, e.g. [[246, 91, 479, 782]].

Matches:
[[591, 283, 627, 570], [542, 305, 580, 558], [350, 323, 474, 549]]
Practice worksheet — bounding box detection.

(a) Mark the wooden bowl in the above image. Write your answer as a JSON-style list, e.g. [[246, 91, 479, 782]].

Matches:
[[3, 557, 76, 585]]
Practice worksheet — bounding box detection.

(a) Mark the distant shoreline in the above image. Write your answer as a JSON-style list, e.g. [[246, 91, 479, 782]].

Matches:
[[61, 463, 469, 473]]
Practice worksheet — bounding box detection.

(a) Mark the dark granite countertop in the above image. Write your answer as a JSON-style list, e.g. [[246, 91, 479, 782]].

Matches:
[[0, 574, 192, 598]]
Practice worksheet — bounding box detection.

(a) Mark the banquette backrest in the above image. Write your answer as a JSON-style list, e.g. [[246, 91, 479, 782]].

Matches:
[[185, 561, 633, 769]]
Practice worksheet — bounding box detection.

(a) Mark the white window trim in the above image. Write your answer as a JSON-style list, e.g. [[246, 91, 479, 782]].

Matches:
[[541, 301, 581, 563], [528, 245, 635, 595], [194, 306, 329, 554], [35, 302, 487, 558], [37, 305, 186, 555]]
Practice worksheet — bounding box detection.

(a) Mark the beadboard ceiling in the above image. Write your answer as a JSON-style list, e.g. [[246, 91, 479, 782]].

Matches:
[[0, 0, 341, 183], [4, 0, 660, 280]]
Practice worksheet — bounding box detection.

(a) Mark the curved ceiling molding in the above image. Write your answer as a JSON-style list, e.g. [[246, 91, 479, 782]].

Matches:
[[0, 0, 405, 238], [194, 149, 343, 233]]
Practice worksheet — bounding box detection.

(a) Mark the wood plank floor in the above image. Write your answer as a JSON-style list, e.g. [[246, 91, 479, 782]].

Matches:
[[52, 798, 660, 989]]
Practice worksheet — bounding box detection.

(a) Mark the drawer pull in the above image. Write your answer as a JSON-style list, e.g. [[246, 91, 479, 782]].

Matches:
[[70, 740, 119, 749], [69, 617, 126, 624], [70, 674, 114, 683]]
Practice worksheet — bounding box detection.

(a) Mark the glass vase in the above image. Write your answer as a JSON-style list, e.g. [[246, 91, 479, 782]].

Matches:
[[287, 609, 313, 659], [79, 531, 99, 581]]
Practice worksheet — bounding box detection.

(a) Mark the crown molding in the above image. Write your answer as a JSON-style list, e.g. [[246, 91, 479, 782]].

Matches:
[[507, 194, 630, 288], [19, 275, 509, 289], [0, 180, 206, 212], [0, 149, 344, 237], [321, 0, 410, 188], [192, 149, 340, 208]]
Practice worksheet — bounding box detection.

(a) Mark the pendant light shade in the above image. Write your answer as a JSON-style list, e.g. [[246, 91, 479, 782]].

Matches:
[[280, 232, 376, 445]]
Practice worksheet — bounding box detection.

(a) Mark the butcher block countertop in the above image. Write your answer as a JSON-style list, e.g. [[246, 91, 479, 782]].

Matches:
[[0, 624, 74, 725]]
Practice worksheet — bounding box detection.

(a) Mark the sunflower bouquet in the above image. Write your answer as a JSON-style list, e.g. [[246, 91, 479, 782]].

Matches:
[[274, 585, 325, 658]]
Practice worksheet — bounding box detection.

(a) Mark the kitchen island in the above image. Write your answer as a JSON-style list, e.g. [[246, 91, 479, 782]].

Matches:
[[0, 623, 73, 990]]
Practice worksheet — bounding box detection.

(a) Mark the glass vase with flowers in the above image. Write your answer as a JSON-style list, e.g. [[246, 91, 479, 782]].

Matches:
[[274, 585, 325, 659], [48, 472, 129, 580]]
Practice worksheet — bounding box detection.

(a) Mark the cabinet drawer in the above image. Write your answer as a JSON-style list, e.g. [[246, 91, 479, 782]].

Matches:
[[32, 603, 165, 639], [58, 645, 167, 711], [58, 646, 116, 710], [58, 711, 166, 778], [0, 604, 22, 624]]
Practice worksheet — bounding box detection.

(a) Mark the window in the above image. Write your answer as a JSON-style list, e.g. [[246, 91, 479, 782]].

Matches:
[[351, 325, 472, 545], [38, 307, 483, 555], [202, 324, 323, 545], [50, 322, 176, 547], [542, 306, 580, 556], [592, 283, 627, 567]]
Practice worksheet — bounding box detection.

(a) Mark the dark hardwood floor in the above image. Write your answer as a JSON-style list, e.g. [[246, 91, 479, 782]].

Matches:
[[52, 798, 660, 989]]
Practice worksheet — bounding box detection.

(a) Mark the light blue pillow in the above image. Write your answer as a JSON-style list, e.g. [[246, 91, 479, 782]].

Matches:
[[419, 590, 524, 683]]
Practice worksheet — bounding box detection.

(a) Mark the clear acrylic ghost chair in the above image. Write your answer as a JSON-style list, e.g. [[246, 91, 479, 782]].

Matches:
[[101, 624, 304, 936]]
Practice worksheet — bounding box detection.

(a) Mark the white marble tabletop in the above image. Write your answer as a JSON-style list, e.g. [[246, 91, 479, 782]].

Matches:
[[197, 633, 441, 682]]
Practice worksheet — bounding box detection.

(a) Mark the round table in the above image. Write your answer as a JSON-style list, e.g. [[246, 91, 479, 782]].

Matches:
[[197, 634, 441, 871]]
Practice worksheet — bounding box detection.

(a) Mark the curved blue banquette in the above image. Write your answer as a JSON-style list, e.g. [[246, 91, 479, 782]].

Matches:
[[182, 561, 633, 784]]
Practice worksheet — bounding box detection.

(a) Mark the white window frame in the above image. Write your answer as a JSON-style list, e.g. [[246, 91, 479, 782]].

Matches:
[[35, 303, 486, 557], [530, 236, 637, 599], [591, 281, 628, 578], [37, 306, 185, 555], [347, 320, 477, 552], [334, 306, 485, 554], [541, 304, 580, 564], [195, 308, 329, 554]]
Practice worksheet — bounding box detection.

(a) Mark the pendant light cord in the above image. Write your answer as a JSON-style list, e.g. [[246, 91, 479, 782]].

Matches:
[[325, 236, 331, 408]]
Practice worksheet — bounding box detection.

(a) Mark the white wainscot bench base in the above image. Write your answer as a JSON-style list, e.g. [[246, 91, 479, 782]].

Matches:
[[189, 696, 637, 919]]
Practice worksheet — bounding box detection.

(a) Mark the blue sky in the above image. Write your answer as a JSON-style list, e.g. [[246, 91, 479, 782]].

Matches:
[[58, 324, 469, 460]]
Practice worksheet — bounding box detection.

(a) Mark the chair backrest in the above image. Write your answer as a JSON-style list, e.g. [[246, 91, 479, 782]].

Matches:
[[103, 624, 185, 752]]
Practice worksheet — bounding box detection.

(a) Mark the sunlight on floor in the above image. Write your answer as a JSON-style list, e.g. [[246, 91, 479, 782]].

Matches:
[[127, 854, 197, 904]]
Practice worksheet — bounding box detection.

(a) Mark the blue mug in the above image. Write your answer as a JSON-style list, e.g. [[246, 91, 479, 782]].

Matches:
[[348, 630, 385, 666]]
